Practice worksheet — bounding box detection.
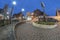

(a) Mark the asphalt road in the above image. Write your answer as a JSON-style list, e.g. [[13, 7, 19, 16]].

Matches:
[[15, 22, 60, 40]]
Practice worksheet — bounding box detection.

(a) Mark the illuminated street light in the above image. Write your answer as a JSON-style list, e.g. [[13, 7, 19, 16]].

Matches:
[[11, 1, 16, 16], [7, 12, 9, 14], [21, 8, 25, 12], [9, 1, 17, 23], [12, 1, 16, 5]]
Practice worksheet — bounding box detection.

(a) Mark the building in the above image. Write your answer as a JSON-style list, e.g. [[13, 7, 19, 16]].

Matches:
[[26, 12, 32, 21], [55, 9, 60, 21], [13, 12, 24, 21], [31, 9, 60, 22], [56, 9, 60, 16], [0, 8, 4, 20], [31, 9, 48, 22], [0, 14, 4, 20]]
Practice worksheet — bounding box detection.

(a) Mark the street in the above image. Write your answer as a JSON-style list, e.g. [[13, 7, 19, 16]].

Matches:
[[0, 0, 60, 40], [15, 22, 60, 40]]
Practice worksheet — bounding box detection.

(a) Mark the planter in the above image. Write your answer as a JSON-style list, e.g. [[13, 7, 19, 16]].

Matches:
[[32, 22, 57, 29]]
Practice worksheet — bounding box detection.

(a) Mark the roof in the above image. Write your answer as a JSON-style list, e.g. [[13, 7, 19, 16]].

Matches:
[[0, 8, 4, 13]]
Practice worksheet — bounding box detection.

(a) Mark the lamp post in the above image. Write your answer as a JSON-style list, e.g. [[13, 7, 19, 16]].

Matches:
[[12, 1, 16, 16], [12, 1, 16, 6], [41, 2, 46, 21], [21, 8, 25, 21], [21, 8, 25, 12], [10, 1, 16, 23]]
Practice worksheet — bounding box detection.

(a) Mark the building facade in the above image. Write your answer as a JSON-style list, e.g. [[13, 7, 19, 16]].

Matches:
[[56, 10, 60, 16]]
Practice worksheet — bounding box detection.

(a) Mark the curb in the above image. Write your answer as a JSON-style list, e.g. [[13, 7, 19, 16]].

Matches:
[[32, 22, 57, 29], [14, 21, 25, 40]]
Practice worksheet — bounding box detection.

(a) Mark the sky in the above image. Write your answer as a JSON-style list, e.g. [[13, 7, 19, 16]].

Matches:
[[0, 0, 60, 16]]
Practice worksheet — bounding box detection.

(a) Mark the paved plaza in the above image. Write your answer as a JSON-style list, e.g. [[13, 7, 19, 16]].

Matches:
[[15, 22, 60, 40], [0, 21, 18, 40]]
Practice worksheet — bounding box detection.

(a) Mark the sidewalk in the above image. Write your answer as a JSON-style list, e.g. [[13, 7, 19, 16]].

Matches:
[[0, 22, 18, 40]]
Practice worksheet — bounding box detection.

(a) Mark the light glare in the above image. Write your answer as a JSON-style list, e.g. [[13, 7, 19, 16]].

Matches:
[[21, 8, 25, 12], [12, 1, 16, 5]]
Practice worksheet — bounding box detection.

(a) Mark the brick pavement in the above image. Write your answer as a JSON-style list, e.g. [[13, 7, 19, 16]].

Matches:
[[0, 21, 18, 40], [15, 22, 60, 40]]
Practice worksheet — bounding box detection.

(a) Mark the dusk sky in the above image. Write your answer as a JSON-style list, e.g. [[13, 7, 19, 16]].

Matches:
[[0, 0, 60, 16]]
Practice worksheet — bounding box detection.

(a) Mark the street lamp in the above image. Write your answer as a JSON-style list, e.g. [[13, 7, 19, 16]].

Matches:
[[11, 1, 16, 16], [41, 2, 45, 8], [12, 1, 16, 16], [21, 8, 25, 21], [12, 1, 16, 6], [41, 2, 46, 21], [41, 2, 45, 13], [11, 1, 16, 15], [21, 8, 25, 12], [10, 1, 16, 23]]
